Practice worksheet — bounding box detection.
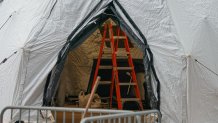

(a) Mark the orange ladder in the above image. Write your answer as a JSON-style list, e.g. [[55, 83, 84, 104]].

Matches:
[[92, 22, 143, 110]]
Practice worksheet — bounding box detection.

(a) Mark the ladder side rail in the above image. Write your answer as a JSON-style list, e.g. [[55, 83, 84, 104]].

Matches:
[[109, 23, 116, 108], [122, 31, 144, 110], [115, 27, 120, 52], [109, 23, 123, 109], [109, 69, 115, 108], [92, 25, 107, 88]]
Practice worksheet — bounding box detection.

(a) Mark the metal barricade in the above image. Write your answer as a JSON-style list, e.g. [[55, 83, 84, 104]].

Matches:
[[0, 106, 132, 123], [81, 110, 161, 123]]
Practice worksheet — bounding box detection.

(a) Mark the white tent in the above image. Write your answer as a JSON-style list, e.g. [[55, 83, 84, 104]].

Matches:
[[0, 0, 218, 122]]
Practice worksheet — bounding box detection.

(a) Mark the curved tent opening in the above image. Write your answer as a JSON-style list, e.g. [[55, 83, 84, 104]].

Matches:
[[43, 1, 160, 110], [55, 21, 147, 109]]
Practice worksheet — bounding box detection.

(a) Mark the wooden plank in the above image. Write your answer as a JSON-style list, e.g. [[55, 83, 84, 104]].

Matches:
[[82, 77, 100, 118]]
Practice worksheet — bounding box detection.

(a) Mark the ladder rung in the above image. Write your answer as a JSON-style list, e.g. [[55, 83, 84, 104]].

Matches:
[[99, 81, 112, 85], [105, 36, 126, 41], [114, 67, 133, 70], [116, 51, 130, 56], [121, 98, 140, 102], [113, 36, 126, 40], [116, 56, 128, 58], [104, 48, 129, 56], [102, 54, 128, 58], [102, 22, 116, 26], [101, 56, 128, 59], [119, 83, 136, 86], [101, 56, 112, 59], [103, 49, 112, 54], [99, 66, 112, 69], [103, 50, 129, 56], [105, 38, 110, 41]]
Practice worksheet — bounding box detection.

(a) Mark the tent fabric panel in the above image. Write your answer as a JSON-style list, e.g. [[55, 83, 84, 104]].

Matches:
[[44, 0, 111, 103], [10, 0, 111, 121], [167, 0, 218, 54], [113, 2, 144, 46], [168, 1, 218, 122], [188, 58, 218, 123], [110, 3, 145, 51], [0, 0, 57, 60], [15, 0, 106, 106], [186, 18, 218, 123], [0, 0, 57, 115], [67, 0, 111, 42], [0, 50, 22, 121]]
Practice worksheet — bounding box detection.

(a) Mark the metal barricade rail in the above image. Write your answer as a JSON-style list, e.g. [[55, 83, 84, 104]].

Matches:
[[0, 106, 132, 123], [81, 110, 161, 123]]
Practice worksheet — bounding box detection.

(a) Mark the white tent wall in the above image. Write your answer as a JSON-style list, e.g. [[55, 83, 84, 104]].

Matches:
[[167, 0, 218, 122], [14, 0, 112, 121], [17, 0, 111, 107], [166, 0, 218, 54], [186, 19, 218, 122], [188, 58, 218, 123], [0, 51, 22, 123], [0, 0, 58, 117], [0, 1, 57, 121]]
